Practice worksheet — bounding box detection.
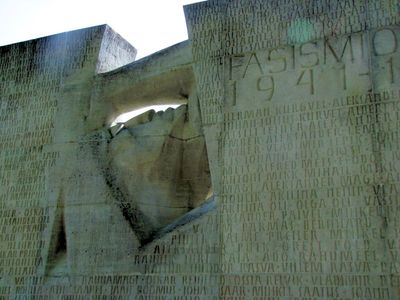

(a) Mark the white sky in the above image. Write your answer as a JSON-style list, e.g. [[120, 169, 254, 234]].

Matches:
[[0, 0, 203, 59]]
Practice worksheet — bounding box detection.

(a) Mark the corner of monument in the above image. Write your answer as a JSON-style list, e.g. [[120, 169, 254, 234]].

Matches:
[[96, 24, 137, 74]]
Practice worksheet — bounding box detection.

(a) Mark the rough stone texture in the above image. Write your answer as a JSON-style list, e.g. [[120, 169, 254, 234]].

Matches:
[[105, 105, 212, 244], [0, 0, 399, 299], [184, 1, 400, 299]]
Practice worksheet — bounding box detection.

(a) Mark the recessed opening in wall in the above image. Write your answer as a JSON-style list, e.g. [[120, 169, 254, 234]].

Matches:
[[106, 103, 215, 246], [111, 104, 182, 126]]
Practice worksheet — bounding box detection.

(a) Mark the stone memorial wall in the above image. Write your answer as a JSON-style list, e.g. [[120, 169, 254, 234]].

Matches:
[[0, 0, 399, 299], [185, 0, 400, 298]]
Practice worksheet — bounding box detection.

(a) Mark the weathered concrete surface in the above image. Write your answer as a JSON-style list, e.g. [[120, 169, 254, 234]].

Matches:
[[0, 0, 399, 299], [184, 1, 400, 299], [106, 105, 211, 244], [88, 41, 195, 130]]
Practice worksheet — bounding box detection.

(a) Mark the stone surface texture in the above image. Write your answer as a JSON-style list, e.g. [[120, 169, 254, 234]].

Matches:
[[0, 0, 399, 299]]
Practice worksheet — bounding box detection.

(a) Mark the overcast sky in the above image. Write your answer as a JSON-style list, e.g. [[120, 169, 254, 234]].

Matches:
[[0, 0, 202, 59]]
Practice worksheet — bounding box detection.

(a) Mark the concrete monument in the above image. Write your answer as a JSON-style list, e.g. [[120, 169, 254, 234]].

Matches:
[[0, 0, 399, 298]]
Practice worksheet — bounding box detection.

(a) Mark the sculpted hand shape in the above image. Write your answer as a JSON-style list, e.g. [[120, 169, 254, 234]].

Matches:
[[105, 105, 212, 245]]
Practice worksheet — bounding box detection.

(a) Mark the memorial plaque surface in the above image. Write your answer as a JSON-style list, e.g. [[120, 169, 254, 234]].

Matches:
[[0, 1, 399, 299], [184, 0, 400, 299]]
